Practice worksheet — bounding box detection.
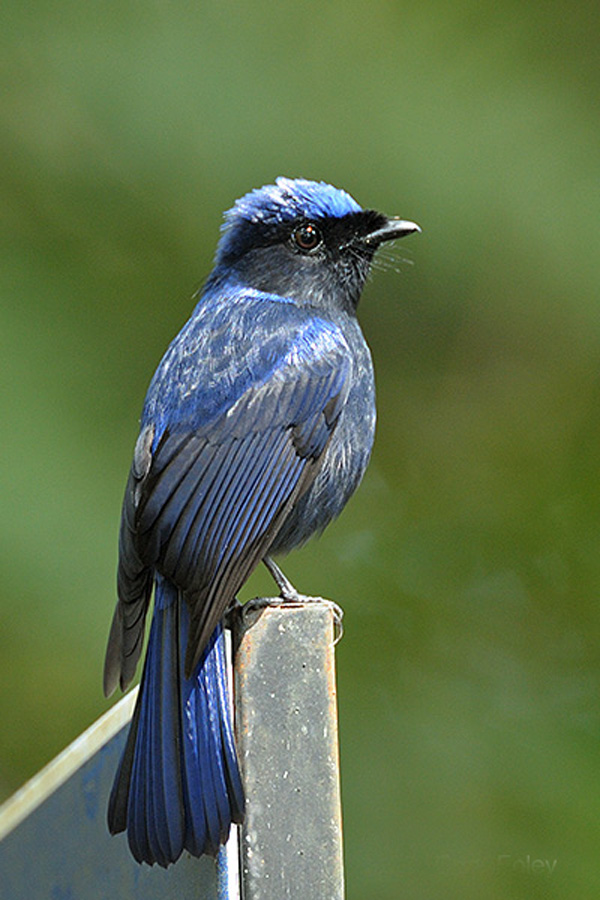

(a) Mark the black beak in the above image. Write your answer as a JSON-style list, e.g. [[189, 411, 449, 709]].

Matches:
[[363, 217, 421, 247]]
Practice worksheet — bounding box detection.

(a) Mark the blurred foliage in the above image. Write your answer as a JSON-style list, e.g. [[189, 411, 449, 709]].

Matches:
[[2, 1, 600, 897]]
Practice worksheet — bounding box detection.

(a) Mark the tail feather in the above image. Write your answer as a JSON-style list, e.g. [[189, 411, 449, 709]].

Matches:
[[130, 592, 184, 864], [180, 601, 237, 856], [107, 577, 244, 867]]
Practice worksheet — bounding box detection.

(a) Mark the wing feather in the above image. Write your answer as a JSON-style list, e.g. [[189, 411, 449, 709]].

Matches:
[[108, 318, 351, 690]]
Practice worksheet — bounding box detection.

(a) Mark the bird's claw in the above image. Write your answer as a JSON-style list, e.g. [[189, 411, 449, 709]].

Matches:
[[241, 594, 344, 644], [238, 556, 345, 643]]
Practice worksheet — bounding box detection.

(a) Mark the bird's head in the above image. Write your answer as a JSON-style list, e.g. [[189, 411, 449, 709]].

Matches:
[[212, 177, 420, 315]]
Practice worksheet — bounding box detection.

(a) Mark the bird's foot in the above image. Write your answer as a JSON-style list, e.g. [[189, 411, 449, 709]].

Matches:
[[240, 556, 344, 643]]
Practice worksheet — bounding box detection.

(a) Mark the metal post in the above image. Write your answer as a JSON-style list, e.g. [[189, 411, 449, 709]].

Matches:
[[235, 603, 345, 900]]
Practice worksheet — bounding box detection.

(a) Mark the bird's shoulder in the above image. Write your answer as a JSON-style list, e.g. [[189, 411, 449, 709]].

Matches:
[[142, 285, 352, 439]]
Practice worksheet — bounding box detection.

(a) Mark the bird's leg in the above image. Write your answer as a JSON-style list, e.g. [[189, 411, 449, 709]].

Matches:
[[263, 555, 306, 601], [241, 555, 344, 643]]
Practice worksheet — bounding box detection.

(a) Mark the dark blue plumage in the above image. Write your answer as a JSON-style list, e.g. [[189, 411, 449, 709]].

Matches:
[[104, 177, 420, 866]]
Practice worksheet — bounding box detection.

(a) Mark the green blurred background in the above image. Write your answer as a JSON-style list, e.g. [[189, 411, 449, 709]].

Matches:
[[2, 1, 600, 897]]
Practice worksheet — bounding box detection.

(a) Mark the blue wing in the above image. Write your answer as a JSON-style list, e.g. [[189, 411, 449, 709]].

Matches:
[[104, 291, 351, 690]]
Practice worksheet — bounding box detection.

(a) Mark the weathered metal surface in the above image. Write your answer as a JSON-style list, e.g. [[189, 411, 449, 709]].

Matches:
[[234, 602, 344, 900]]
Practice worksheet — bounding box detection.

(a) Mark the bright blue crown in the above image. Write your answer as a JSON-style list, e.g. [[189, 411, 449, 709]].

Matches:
[[216, 177, 363, 262]]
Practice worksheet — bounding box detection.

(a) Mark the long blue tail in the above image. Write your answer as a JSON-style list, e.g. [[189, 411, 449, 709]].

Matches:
[[107, 577, 244, 866]]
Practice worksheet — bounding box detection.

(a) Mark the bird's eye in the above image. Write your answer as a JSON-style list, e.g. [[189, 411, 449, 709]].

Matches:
[[292, 223, 322, 253]]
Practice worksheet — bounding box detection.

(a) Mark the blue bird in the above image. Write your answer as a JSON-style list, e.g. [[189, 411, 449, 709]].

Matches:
[[103, 177, 420, 866]]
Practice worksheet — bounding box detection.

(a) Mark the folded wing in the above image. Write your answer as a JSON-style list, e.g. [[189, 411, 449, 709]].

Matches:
[[104, 321, 350, 692]]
